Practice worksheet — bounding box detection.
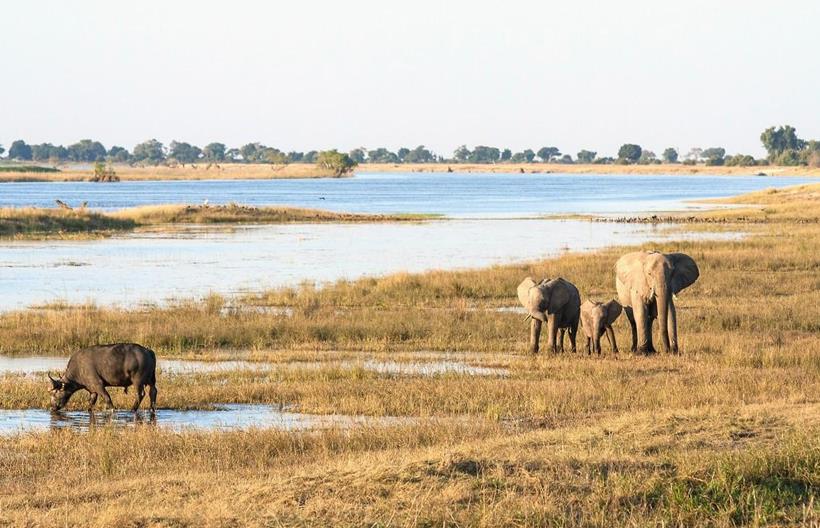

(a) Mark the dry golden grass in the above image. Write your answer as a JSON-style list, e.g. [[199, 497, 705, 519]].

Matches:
[[0, 183, 818, 525], [0, 204, 435, 239], [0, 206, 136, 238], [364, 162, 820, 176], [0, 163, 337, 182], [111, 203, 438, 224], [3, 162, 818, 182]]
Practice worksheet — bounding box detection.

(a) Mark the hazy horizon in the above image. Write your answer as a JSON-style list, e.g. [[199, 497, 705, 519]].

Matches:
[[2, 0, 818, 158]]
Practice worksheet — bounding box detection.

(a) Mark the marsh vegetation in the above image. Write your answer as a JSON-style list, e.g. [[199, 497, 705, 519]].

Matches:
[[0, 184, 817, 525]]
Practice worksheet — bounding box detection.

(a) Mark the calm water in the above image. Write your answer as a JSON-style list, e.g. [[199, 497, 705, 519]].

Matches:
[[0, 172, 813, 216], [0, 404, 410, 435], [0, 220, 737, 310], [0, 356, 508, 377]]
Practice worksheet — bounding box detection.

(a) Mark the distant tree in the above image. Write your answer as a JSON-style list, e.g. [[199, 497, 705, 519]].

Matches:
[[132, 139, 166, 164], [67, 139, 107, 162], [0, 145, 4, 157], [8, 140, 33, 160], [262, 147, 288, 165], [468, 146, 500, 163], [638, 150, 656, 164], [348, 148, 366, 164], [510, 152, 527, 163], [239, 143, 264, 163], [397, 147, 410, 162], [303, 150, 319, 163], [617, 144, 642, 164], [287, 151, 304, 163], [576, 150, 596, 163], [500, 149, 512, 162], [558, 154, 574, 164], [760, 125, 804, 159], [662, 147, 678, 163], [203, 142, 226, 162], [90, 161, 119, 182], [724, 154, 757, 167], [225, 148, 240, 162], [702, 147, 726, 166], [404, 145, 435, 163], [169, 141, 202, 164], [367, 148, 398, 163], [107, 146, 130, 163], [453, 145, 470, 162], [685, 147, 703, 163], [317, 150, 357, 176], [32, 143, 69, 162], [523, 149, 536, 163], [537, 146, 560, 162]]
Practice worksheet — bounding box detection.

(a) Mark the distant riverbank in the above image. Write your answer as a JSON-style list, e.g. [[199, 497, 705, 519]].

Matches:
[[362, 162, 820, 177], [0, 204, 437, 239], [1, 162, 818, 182]]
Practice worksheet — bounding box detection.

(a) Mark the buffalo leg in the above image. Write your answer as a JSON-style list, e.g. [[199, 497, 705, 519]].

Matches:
[[99, 387, 114, 410], [148, 385, 158, 412], [132, 384, 145, 412]]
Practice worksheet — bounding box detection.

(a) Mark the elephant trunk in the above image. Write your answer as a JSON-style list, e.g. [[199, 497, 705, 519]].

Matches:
[[656, 277, 671, 353]]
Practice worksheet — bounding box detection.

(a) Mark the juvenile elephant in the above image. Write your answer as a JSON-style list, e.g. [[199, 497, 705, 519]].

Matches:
[[615, 251, 699, 354], [580, 299, 622, 356], [517, 277, 581, 354]]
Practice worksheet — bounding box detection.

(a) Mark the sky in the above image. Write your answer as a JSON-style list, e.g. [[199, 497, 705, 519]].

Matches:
[[2, 0, 818, 158]]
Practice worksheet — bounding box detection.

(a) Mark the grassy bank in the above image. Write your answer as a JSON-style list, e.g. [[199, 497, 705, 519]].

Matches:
[[362, 162, 820, 176], [0, 163, 337, 182], [2, 162, 818, 182], [0, 203, 437, 238], [0, 183, 817, 525]]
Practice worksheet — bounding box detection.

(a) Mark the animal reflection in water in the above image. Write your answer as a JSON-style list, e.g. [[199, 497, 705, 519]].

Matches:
[[49, 409, 157, 432]]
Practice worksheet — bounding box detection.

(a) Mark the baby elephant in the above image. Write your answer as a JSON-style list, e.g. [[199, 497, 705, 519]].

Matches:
[[580, 300, 622, 356], [48, 343, 158, 413]]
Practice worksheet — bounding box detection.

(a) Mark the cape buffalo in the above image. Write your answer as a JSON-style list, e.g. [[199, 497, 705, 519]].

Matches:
[[48, 343, 158, 412]]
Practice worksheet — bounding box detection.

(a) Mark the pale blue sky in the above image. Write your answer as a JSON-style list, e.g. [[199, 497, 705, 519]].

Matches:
[[2, 0, 818, 158]]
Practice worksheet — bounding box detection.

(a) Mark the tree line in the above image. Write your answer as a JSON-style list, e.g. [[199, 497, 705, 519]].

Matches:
[[1, 125, 817, 168]]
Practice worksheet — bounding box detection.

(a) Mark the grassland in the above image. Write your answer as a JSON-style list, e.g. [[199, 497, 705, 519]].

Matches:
[[0, 163, 336, 182], [0, 204, 437, 239], [0, 184, 818, 525], [364, 162, 820, 177], [2, 161, 818, 182]]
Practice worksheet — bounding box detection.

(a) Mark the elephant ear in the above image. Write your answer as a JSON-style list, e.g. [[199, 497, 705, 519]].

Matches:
[[667, 253, 699, 294], [605, 300, 622, 324], [616, 252, 651, 297], [517, 277, 537, 308], [546, 279, 571, 314]]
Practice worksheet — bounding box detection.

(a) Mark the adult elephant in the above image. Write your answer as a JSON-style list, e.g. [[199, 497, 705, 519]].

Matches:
[[615, 251, 699, 354], [517, 277, 581, 354]]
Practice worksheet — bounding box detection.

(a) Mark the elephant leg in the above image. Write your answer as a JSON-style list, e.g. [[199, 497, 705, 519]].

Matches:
[[557, 328, 565, 353], [667, 300, 678, 354], [586, 336, 591, 355], [568, 321, 578, 354], [633, 300, 654, 354], [529, 318, 542, 354], [624, 306, 638, 353], [606, 325, 619, 355], [546, 315, 559, 354]]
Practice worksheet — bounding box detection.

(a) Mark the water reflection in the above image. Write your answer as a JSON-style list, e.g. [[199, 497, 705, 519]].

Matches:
[[0, 404, 410, 435], [1, 356, 508, 377]]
